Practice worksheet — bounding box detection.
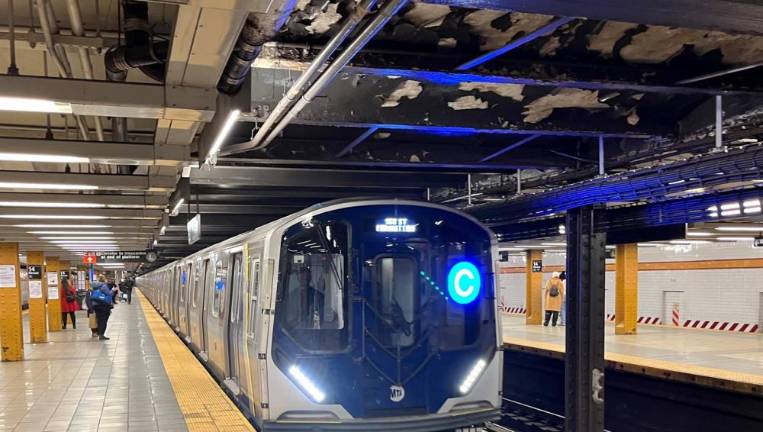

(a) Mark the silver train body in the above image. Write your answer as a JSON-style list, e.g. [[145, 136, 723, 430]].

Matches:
[[139, 199, 503, 431]]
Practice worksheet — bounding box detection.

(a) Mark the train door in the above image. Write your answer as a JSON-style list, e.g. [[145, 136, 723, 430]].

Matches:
[[179, 263, 191, 337], [173, 265, 182, 328], [200, 258, 212, 358], [662, 291, 684, 326], [206, 253, 230, 379], [225, 252, 245, 394], [189, 260, 203, 351]]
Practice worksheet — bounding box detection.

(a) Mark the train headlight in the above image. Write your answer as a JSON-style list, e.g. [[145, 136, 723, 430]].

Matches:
[[447, 261, 481, 305], [458, 359, 488, 394], [289, 365, 326, 403]]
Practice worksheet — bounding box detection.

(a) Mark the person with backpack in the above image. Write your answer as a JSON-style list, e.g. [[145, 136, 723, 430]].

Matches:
[[543, 272, 565, 327], [88, 275, 114, 340], [60, 276, 79, 329]]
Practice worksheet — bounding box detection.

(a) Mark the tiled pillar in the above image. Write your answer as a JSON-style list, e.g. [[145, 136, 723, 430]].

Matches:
[[0, 243, 23, 360], [46, 257, 62, 332], [525, 249, 544, 325], [27, 251, 48, 343], [615, 243, 638, 335]]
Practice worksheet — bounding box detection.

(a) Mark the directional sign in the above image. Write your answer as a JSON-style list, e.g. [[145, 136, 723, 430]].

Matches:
[[83, 254, 97, 265]]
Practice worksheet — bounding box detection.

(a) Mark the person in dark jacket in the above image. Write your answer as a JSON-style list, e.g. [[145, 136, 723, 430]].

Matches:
[[89, 275, 114, 340], [60, 276, 79, 329]]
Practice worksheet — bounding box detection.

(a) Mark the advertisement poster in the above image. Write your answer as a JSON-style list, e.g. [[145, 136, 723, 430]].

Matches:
[[29, 280, 42, 298], [0, 265, 16, 288]]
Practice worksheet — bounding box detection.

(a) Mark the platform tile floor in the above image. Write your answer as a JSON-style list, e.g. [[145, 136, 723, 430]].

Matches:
[[0, 303, 187, 432]]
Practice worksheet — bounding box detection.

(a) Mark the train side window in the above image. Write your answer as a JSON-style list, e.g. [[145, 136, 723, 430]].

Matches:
[[247, 258, 261, 339], [212, 257, 228, 318], [230, 253, 243, 323]]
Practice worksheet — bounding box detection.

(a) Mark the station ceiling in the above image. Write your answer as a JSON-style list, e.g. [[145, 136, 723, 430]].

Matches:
[[0, 0, 763, 270]]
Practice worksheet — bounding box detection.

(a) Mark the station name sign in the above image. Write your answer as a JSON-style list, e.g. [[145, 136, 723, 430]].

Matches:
[[94, 251, 154, 263]]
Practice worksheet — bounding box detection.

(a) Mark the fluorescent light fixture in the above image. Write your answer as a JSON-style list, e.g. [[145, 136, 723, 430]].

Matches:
[[288, 365, 326, 402], [558, 224, 566, 234], [0, 96, 72, 113], [205, 109, 241, 162], [707, 205, 718, 212], [152, 239, 158, 247], [684, 187, 705, 194], [159, 225, 166, 235], [0, 182, 98, 190], [686, 231, 713, 237], [667, 179, 685, 185], [27, 231, 114, 235], [669, 240, 711, 245], [170, 198, 184, 216], [0, 201, 104, 208], [744, 207, 762, 214], [39, 237, 117, 240], [50, 240, 118, 244], [717, 236, 754, 241], [708, 212, 719, 218], [541, 242, 567, 247], [715, 226, 763, 232], [743, 199, 761, 208], [720, 202, 740, 210], [0, 152, 89, 164], [637, 243, 660, 247], [459, 359, 488, 394], [15, 224, 110, 228], [0, 215, 106, 219], [720, 209, 741, 216]]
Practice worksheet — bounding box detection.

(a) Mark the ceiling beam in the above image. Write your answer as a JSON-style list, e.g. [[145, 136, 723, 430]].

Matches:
[[0, 75, 215, 122], [0, 192, 167, 208], [422, 0, 763, 35], [0, 171, 176, 192], [189, 165, 466, 189], [0, 138, 190, 166]]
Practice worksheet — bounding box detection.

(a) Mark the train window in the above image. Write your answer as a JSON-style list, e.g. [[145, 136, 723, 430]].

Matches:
[[277, 220, 349, 351], [247, 258, 260, 339], [373, 256, 417, 348], [230, 253, 243, 323], [212, 257, 227, 318]]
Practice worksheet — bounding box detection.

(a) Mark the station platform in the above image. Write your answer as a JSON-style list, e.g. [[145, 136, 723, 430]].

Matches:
[[501, 313, 763, 395], [0, 294, 254, 432]]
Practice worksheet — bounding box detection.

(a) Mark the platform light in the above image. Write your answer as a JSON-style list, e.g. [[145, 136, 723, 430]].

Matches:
[[669, 240, 711, 245], [159, 225, 167, 235], [26, 231, 114, 235], [15, 224, 110, 228], [205, 109, 241, 163], [0, 152, 89, 164], [686, 231, 713, 237], [288, 365, 326, 402], [0, 182, 98, 190], [0, 96, 72, 114], [715, 226, 763, 232], [39, 237, 117, 240], [744, 206, 762, 215], [720, 202, 740, 210], [0, 215, 106, 220], [541, 242, 566, 247], [717, 237, 754, 241], [558, 224, 565, 234], [720, 209, 741, 217], [170, 198, 185, 216], [743, 199, 761, 208], [459, 359, 487, 394], [50, 240, 119, 244], [0, 201, 104, 208], [447, 261, 481, 305]]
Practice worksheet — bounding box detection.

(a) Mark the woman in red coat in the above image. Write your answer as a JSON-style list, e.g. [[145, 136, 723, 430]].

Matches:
[[61, 276, 79, 329]]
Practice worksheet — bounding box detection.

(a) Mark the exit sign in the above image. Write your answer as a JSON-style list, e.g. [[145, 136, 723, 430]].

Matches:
[[83, 254, 97, 264]]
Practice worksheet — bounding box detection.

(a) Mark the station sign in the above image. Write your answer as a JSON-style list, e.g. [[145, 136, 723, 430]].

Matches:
[[83, 254, 97, 265], [531, 260, 543, 272], [94, 251, 155, 263], [187, 214, 202, 245], [754, 236, 763, 248]]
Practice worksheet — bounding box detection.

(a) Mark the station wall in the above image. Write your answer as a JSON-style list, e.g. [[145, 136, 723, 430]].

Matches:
[[496, 243, 763, 332]]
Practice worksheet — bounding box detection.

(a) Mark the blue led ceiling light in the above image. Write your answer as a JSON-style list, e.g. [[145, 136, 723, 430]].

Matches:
[[447, 261, 481, 305]]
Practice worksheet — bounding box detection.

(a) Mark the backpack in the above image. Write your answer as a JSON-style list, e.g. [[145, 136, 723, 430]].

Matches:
[[90, 288, 109, 305], [549, 281, 560, 297]]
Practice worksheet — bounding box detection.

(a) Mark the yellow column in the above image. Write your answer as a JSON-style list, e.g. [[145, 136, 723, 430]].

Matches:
[[615, 243, 639, 335], [27, 251, 48, 343], [525, 249, 544, 325], [0, 243, 23, 361], [46, 257, 62, 332]]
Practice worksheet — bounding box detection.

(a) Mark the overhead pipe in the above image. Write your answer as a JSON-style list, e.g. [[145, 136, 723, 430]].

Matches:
[[64, 0, 105, 141], [237, 0, 379, 154], [34, 0, 89, 141], [258, 0, 410, 150], [104, 0, 169, 82]]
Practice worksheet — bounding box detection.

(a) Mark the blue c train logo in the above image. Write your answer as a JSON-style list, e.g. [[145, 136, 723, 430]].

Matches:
[[447, 261, 481, 305]]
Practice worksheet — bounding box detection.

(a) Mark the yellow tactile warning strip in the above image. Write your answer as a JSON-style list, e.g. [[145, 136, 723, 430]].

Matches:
[[503, 335, 763, 395], [138, 291, 256, 432]]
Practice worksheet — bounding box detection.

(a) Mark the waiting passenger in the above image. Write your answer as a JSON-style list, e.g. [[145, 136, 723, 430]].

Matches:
[[543, 272, 565, 327], [60, 276, 79, 330], [558, 270, 567, 327], [89, 275, 115, 340]]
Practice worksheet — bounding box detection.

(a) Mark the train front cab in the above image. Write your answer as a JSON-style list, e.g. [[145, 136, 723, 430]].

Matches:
[[261, 203, 502, 431]]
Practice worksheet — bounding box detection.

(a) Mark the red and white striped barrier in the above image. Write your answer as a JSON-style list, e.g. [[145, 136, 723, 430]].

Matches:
[[671, 303, 680, 326], [637, 316, 662, 325], [682, 320, 759, 333], [498, 302, 527, 314]]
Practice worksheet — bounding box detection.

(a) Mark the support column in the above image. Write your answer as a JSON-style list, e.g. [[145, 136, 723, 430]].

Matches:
[[27, 251, 48, 343], [525, 249, 544, 325], [0, 243, 23, 361], [565, 207, 606, 432], [615, 244, 639, 335], [46, 257, 62, 332]]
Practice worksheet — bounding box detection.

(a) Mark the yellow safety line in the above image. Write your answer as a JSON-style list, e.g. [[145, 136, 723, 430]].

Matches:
[[503, 336, 763, 387], [138, 291, 256, 432]]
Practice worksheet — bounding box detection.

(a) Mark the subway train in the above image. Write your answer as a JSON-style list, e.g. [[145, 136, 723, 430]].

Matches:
[[139, 199, 503, 431]]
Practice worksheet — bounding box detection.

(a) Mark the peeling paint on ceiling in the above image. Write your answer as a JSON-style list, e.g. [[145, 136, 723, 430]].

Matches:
[[403, 3, 451, 28], [305, 2, 343, 35], [522, 89, 609, 123], [381, 80, 423, 108], [464, 11, 554, 51], [459, 82, 525, 101], [448, 95, 489, 110]]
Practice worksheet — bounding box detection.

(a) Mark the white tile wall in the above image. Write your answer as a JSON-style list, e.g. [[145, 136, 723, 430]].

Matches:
[[497, 242, 763, 326]]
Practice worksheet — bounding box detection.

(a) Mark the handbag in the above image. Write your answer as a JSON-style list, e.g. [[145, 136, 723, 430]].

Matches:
[[89, 313, 97, 329]]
